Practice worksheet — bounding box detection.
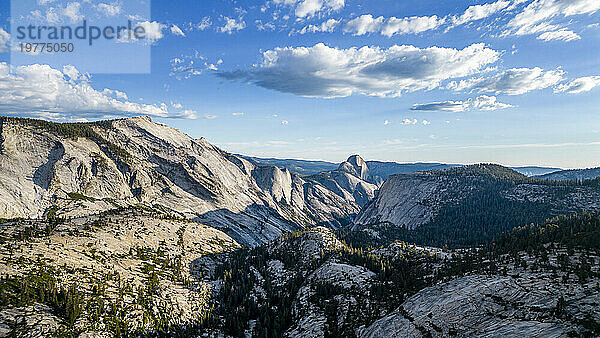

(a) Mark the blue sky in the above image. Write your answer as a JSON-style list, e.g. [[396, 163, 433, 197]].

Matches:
[[0, 0, 599, 168]]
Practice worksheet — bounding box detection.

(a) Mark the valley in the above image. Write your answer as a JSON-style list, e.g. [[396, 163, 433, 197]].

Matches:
[[0, 116, 598, 337]]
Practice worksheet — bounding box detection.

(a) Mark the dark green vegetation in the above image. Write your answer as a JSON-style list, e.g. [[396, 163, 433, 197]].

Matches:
[[0, 263, 83, 333], [0, 116, 131, 161], [433, 212, 600, 335], [351, 164, 600, 248], [203, 230, 437, 337], [202, 211, 600, 337]]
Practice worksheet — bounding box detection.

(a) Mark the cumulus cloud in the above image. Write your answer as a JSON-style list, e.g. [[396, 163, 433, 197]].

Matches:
[[344, 14, 444, 37], [296, 18, 339, 34], [448, 67, 564, 95], [219, 17, 246, 34], [171, 24, 186, 37], [274, 0, 344, 18], [95, 3, 121, 17], [116, 21, 166, 44], [219, 43, 499, 98], [0, 28, 10, 53], [555, 76, 600, 93], [505, 0, 600, 39], [0, 63, 195, 120], [452, 0, 510, 26], [537, 29, 580, 42], [412, 95, 513, 112]]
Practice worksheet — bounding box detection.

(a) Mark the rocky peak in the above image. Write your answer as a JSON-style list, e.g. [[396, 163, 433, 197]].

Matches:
[[339, 154, 369, 180]]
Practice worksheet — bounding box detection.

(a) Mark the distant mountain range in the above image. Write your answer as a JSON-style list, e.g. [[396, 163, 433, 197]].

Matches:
[[242, 155, 562, 179], [535, 167, 600, 181]]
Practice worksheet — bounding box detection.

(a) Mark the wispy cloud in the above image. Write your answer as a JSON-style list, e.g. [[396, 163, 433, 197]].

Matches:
[[555, 76, 600, 94], [412, 95, 513, 112], [449, 68, 564, 95]]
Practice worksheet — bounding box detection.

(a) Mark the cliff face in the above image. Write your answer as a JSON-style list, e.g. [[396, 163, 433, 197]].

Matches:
[[0, 116, 359, 245]]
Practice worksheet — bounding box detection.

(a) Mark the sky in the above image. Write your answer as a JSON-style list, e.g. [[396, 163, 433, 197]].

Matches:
[[0, 0, 600, 168]]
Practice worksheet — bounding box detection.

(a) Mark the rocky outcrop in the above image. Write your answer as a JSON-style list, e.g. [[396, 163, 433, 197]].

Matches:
[[308, 155, 378, 207], [353, 172, 450, 230], [359, 272, 599, 337], [0, 116, 360, 246]]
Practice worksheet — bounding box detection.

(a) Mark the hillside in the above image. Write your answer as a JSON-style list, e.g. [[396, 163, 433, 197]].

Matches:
[[0, 116, 361, 246], [188, 213, 599, 337], [351, 164, 600, 247]]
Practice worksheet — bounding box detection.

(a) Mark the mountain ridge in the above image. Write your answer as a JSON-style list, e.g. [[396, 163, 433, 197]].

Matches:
[[0, 116, 361, 246]]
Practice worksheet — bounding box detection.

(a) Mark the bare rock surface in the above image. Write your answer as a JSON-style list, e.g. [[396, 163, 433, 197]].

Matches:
[[0, 117, 361, 246], [360, 268, 599, 337]]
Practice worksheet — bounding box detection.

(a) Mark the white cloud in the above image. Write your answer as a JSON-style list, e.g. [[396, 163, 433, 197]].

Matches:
[[220, 17, 246, 34], [232, 112, 245, 116], [170, 53, 221, 79], [62, 65, 85, 81], [96, 3, 121, 17], [344, 14, 444, 37], [469, 95, 513, 110], [219, 43, 499, 98], [452, 0, 510, 26], [537, 29, 580, 42], [505, 0, 600, 38], [400, 118, 418, 125], [172, 103, 183, 109], [555, 76, 600, 93], [171, 24, 186, 37], [281, 120, 289, 125], [412, 101, 467, 112], [273, 0, 344, 18], [422, 120, 431, 125], [412, 95, 513, 111], [118, 21, 165, 44], [197, 17, 212, 30], [39, 2, 84, 24], [0, 28, 10, 53], [204, 115, 218, 119], [62, 2, 84, 23], [384, 120, 391, 125], [0, 63, 195, 119], [138, 21, 165, 42], [449, 67, 564, 95], [256, 20, 276, 31], [296, 18, 339, 34], [102, 88, 128, 100]]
